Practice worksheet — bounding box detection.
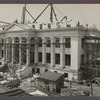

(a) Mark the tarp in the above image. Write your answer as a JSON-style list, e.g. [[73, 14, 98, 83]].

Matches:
[[29, 90, 48, 96]]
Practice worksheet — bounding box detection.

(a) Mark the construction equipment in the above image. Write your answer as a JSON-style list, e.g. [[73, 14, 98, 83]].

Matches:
[[81, 35, 100, 80], [33, 4, 58, 24], [21, 4, 36, 24]]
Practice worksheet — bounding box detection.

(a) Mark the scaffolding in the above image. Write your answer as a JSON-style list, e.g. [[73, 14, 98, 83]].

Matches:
[[82, 36, 100, 80]]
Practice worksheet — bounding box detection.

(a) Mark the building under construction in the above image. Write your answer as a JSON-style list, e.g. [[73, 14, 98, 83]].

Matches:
[[0, 4, 100, 81]]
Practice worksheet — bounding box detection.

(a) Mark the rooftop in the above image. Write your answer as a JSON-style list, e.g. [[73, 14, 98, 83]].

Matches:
[[39, 71, 63, 82]]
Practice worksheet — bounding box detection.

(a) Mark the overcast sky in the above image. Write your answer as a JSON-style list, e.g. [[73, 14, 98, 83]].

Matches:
[[0, 4, 100, 29]]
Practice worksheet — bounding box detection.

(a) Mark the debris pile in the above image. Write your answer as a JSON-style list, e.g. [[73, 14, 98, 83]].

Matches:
[[19, 77, 37, 93], [61, 87, 90, 96]]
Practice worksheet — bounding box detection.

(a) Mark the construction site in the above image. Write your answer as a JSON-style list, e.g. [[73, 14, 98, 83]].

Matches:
[[0, 4, 100, 96]]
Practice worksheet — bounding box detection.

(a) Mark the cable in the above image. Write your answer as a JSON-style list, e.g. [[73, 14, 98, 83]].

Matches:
[[53, 5, 64, 17]]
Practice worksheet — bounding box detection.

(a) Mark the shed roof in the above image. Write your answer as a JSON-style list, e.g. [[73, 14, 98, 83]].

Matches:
[[39, 71, 63, 82]]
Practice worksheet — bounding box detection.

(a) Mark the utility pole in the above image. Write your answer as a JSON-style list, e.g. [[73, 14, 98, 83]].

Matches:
[[90, 82, 93, 96]]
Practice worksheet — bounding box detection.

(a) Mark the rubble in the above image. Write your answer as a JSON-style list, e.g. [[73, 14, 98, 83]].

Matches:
[[29, 90, 48, 96]]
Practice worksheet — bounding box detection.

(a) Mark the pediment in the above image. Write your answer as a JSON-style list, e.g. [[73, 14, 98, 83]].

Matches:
[[7, 25, 25, 31], [4, 23, 31, 32]]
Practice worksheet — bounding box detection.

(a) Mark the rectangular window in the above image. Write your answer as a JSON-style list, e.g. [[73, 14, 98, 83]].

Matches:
[[55, 38, 60, 48], [46, 53, 51, 63], [81, 54, 84, 65], [38, 52, 42, 62], [54, 71, 57, 73], [65, 38, 71, 48], [65, 54, 71, 66], [64, 73, 68, 78], [81, 38, 84, 48], [87, 53, 89, 64], [48, 23, 51, 29], [38, 38, 42, 47], [2, 39, 4, 46], [46, 39, 51, 47], [40, 24, 43, 29], [32, 25, 35, 29], [55, 54, 60, 64], [2, 50, 3, 58]]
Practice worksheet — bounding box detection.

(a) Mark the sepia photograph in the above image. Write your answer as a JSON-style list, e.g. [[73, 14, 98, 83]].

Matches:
[[0, 4, 100, 97]]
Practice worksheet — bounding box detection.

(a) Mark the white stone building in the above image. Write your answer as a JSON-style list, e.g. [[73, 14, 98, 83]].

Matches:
[[0, 21, 100, 81]]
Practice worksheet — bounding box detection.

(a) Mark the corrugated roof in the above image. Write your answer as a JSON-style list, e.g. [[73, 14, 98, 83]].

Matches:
[[39, 71, 63, 82]]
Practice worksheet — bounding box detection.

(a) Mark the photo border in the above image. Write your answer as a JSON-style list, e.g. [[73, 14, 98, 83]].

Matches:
[[0, 0, 100, 100]]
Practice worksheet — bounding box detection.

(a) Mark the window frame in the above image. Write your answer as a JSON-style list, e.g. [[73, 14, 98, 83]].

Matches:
[[46, 53, 51, 63], [55, 53, 60, 64], [38, 52, 42, 62], [55, 38, 60, 48], [65, 54, 71, 66], [65, 38, 71, 48]]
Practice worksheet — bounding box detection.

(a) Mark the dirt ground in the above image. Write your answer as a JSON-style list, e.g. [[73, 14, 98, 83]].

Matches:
[[18, 78, 100, 97], [18, 78, 37, 93], [64, 82, 100, 96]]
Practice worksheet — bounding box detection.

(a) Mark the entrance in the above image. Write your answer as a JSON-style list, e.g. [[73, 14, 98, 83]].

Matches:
[[32, 68, 35, 74], [45, 69, 48, 72], [36, 68, 40, 73]]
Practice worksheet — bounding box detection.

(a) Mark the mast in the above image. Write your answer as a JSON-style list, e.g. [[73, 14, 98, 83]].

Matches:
[[21, 4, 26, 24]]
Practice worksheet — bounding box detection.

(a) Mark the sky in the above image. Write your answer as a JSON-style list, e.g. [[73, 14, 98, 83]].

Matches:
[[0, 4, 100, 29]]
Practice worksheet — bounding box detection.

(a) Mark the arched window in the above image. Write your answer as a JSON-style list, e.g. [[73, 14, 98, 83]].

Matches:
[[14, 37, 19, 64], [30, 37, 35, 43], [2, 39, 4, 46], [22, 37, 27, 43], [21, 37, 27, 64], [15, 37, 19, 43]]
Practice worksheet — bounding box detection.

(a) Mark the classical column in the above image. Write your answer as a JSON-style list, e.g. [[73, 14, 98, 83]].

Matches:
[[5, 38, 8, 63], [11, 38, 14, 64], [0, 39, 2, 59], [34, 38, 38, 64], [42, 37, 46, 65], [60, 37, 65, 68], [51, 37, 55, 67], [26, 38, 30, 66], [4, 39, 6, 63], [19, 38, 22, 65]]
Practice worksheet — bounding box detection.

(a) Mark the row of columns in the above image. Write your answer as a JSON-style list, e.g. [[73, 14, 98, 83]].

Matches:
[[4, 37, 66, 67], [42, 37, 65, 67]]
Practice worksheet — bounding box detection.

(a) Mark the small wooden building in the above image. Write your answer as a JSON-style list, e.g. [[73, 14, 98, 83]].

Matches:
[[38, 71, 64, 93]]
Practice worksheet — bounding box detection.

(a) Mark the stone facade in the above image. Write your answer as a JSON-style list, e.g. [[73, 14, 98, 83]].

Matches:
[[0, 22, 100, 81]]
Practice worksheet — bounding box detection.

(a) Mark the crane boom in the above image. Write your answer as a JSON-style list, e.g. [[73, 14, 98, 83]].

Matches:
[[33, 4, 50, 23]]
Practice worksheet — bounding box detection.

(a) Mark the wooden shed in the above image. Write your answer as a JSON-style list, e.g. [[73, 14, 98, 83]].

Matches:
[[38, 71, 64, 93]]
